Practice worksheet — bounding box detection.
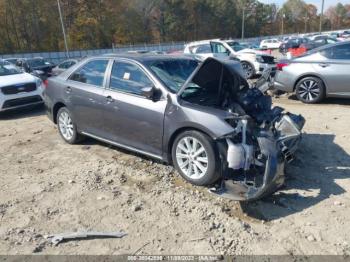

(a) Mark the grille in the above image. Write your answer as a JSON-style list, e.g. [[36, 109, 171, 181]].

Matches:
[[261, 55, 275, 64], [2, 95, 42, 109], [1, 82, 37, 95]]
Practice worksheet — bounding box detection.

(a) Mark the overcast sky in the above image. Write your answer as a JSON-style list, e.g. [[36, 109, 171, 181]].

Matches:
[[258, 0, 350, 11]]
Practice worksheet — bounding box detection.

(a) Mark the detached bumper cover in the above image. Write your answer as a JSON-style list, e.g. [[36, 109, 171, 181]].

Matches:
[[211, 114, 304, 201], [211, 133, 285, 201]]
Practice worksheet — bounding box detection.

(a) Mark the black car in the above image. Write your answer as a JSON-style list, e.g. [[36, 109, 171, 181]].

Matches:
[[279, 38, 309, 54], [301, 37, 338, 51], [16, 58, 55, 78]]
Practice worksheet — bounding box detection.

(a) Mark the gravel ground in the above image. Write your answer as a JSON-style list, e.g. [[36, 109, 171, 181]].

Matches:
[[0, 96, 349, 255]]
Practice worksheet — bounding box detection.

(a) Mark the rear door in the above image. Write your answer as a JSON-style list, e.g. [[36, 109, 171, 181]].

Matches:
[[101, 60, 167, 157], [66, 59, 110, 134], [314, 43, 350, 96]]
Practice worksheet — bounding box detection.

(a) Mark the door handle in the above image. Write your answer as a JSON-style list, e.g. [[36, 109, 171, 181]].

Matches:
[[106, 96, 114, 103], [65, 86, 72, 93], [319, 63, 330, 68]]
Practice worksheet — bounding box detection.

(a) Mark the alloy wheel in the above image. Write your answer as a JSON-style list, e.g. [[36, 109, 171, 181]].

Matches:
[[175, 136, 208, 180], [297, 80, 321, 102], [242, 62, 254, 79], [58, 111, 74, 141]]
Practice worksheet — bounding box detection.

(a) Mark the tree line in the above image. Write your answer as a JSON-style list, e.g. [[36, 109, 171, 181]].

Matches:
[[0, 0, 350, 54]]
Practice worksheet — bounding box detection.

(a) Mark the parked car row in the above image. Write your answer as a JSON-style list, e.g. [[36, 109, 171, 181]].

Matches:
[[0, 59, 45, 112], [184, 39, 276, 79], [0, 57, 78, 112], [261, 30, 350, 56]]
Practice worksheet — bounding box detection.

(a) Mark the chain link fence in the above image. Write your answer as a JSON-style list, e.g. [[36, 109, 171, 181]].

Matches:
[[0, 42, 187, 64]]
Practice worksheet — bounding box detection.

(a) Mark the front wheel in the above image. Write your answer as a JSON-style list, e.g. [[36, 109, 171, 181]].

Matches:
[[241, 61, 255, 79], [57, 107, 83, 144], [295, 76, 325, 104], [172, 130, 220, 186]]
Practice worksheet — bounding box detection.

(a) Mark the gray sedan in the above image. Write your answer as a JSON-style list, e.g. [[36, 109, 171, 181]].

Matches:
[[43, 54, 304, 200], [274, 42, 350, 103]]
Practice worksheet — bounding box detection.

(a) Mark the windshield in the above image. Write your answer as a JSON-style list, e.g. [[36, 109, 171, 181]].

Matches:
[[28, 59, 50, 67], [0, 62, 22, 76], [147, 59, 199, 92]]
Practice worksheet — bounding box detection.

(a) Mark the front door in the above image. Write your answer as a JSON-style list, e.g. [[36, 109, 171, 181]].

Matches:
[[102, 60, 167, 157], [315, 43, 350, 96]]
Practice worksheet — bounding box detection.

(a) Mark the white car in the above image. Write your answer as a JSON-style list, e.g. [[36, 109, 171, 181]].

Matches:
[[260, 39, 282, 49], [0, 60, 45, 112], [184, 39, 276, 78]]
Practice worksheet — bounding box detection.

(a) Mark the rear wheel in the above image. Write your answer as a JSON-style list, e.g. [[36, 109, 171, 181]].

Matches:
[[172, 130, 220, 186], [295, 76, 325, 104], [57, 107, 83, 144]]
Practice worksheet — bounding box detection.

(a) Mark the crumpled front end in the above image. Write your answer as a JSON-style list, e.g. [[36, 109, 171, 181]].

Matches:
[[211, 112, 304, 201], [178, 57, 305, 201]]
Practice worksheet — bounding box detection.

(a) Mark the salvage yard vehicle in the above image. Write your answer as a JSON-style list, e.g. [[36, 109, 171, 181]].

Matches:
[[0, 60, 44, 112], [44, 54, 304, 201], [51, 59, 79, 76], [259, 38, 282, 49], [184, 39, 276, 79], [16, 57, 55, 78], [274, 42, 350, 104], [300, 37, 338, 52]]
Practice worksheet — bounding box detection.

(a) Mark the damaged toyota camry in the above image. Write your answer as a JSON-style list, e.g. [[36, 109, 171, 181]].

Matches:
[[44, 54, 305, 201]]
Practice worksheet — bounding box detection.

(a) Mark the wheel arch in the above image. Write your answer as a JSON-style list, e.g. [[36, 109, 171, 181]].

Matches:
[[52, 102, 66, 124]]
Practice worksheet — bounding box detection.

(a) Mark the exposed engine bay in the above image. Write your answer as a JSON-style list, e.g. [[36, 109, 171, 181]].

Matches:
[[179, 58, 305, 201]]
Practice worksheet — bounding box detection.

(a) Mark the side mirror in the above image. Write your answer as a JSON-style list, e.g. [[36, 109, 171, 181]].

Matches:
[[141, 86, 155, 99]]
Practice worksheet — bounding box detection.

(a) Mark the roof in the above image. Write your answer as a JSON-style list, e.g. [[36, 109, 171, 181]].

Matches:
[[98, 53, 196, 63]]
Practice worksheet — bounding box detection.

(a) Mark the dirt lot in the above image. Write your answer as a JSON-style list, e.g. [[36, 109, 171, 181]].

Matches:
[[0, 96, 349, 255]]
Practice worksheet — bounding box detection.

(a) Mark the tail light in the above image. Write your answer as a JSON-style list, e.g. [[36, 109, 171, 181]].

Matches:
[[43, 79, 48, 88], [277, 63, 289, 71]]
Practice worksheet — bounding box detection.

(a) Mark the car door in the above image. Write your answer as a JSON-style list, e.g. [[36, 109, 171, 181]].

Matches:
[[210, 42, 231, 58], [66, 58, 110, 135], [101, 60, 167, 157], [314, 43, 350, 96]]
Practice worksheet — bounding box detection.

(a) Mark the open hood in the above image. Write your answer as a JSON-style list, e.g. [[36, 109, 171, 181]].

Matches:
[[177, 57, 246, 97]]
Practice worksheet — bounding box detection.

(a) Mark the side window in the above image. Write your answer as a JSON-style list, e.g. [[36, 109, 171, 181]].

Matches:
[[58, 61, 69, 69], [327, 39, 337, 44], [69, 59, 109, 86], [211, 43, 229, 54], [195, 44, 211, 54], [332, 44, 350, 60], [109, 61, 152, 96], [320, 44, 350, 60]]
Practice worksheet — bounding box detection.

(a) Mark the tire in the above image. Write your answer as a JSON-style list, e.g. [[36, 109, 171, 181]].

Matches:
[[241, 61, 255, 79], [56, 107, 83, 144], [171, 130, 220, 186], [295, 76, 325, 104]]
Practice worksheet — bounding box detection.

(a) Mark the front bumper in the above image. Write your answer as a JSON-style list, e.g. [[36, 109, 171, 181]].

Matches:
[[211, 133, 285, 201], [211, 113, 305, 201], [273, 71, 296, 92], [0, 86, 44, 112]]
